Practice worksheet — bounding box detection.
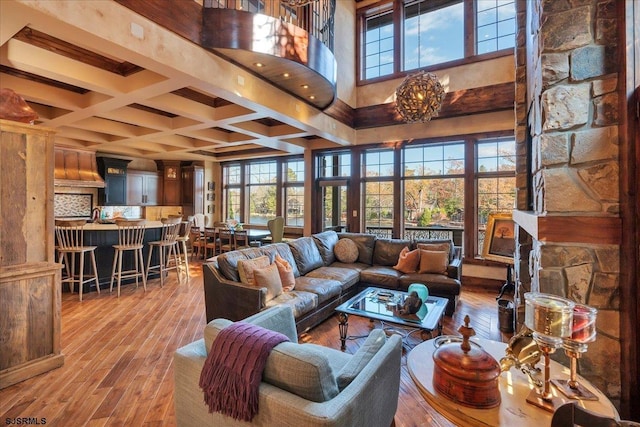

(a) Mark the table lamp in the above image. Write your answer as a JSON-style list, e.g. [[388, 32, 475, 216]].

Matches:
[[524, 292, 575, 412], [552, 303, 598, 400]]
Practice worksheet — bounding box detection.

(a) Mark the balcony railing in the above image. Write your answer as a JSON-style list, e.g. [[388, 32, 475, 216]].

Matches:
[[365, 226, 464, 248], [204, 0, 335, 51]]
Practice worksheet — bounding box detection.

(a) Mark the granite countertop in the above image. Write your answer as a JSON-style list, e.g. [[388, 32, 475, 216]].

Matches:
[[82, 220, 164, 231]]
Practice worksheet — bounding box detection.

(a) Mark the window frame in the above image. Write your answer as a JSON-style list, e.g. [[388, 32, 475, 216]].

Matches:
[[356, 0, 515, 85]]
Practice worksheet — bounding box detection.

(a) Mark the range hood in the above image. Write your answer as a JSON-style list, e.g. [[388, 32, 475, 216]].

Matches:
[[54, 147, 105, 188]]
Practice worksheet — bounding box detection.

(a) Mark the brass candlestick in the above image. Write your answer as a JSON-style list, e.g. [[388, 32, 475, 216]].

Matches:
[[523, 292, 574, 412], [552, 304, 598, 400]]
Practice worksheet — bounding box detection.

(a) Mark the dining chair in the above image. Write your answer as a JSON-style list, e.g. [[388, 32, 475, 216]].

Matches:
[[110, 219, 147, 297], [146, 216, 183, 287], [203, 227, 218, 259], [218, 229, 234, 253], [234, 229, 250, 250], [189, 226, 204, 260], [55, 219, 100, 301]]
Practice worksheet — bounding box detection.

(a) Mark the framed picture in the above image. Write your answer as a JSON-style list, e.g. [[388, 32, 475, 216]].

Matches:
[[208, 182, 215, 191], [206, 193, 214, 201], [482, 212, 515, 264]]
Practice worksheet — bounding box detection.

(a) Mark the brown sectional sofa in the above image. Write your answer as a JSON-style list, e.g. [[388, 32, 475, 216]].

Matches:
[[203, 230, 462, 333]]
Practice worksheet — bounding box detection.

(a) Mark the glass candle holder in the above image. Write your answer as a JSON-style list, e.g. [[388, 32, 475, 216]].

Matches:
[[552, 304, 599, 400], [524, 292, 575, 412]]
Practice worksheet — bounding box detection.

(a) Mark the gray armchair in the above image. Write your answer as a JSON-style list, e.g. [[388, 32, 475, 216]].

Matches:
[[174, 305, 403, 427]]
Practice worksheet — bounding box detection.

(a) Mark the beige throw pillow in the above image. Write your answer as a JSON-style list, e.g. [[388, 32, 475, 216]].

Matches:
[[253, 263, 283, 301], [274, 254, 296, 291], [334, 238, 359, 263], [418, 250, 449, 274], [417, 242, 451, 260], [237, 255, 270, 285]]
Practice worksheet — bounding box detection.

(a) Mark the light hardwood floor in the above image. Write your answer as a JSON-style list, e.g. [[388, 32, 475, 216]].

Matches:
[[0, 258, 511, 427]]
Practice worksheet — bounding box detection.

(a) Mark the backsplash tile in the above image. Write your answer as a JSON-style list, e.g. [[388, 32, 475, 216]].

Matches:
[[55, 193, 92, 218]]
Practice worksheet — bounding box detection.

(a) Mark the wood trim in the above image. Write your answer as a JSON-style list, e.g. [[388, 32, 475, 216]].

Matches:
[[512, 210, 622, 245], [324, 98, 354, 127], [354, 82, 515, 129]]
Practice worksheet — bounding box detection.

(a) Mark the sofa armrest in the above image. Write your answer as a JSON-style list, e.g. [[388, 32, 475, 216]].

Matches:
[[203, 262, 266, 323], [447, 246, 462, 281]]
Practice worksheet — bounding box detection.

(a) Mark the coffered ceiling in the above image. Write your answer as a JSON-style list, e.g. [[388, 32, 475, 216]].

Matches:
[[0, 1, 347, 163]]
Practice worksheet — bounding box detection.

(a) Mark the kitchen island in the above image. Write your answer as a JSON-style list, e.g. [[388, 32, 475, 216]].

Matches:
[[67, 220, 168, 294]]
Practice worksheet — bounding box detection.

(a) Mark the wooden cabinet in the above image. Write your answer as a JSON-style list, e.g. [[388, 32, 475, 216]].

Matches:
[[0, 119, 63, 389], [97, 157, 130, 205], [127, 170, 160, 205], [157, 161, 181, 206], [181, 164, 204, 218]]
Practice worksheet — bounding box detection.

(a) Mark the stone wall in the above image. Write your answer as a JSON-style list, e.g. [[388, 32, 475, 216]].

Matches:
[[515, 0, 622, 404]]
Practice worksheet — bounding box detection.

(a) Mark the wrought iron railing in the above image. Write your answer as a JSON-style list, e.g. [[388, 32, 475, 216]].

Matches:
[[204, 0, 335, 51], [365, 226, 464, 247]]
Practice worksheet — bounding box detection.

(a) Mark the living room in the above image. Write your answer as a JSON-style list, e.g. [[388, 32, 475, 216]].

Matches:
[[1, 0, 638, 425]]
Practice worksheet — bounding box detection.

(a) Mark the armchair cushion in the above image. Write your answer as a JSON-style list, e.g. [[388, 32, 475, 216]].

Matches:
[[337, 329, 387, 390]]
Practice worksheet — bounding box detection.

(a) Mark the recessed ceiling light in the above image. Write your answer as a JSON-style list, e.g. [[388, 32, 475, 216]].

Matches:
[[309, 95, 316, 100], [255, 62, 264, 68], [301, 84, 309, 89], [283, 73, 290, 78]]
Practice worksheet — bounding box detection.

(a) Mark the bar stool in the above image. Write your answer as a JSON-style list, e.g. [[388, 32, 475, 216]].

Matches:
[[146, 217, 183, 287], [175, 220, 192, 277], [110, 219, 147, 297], [55, 219, 100, 302]]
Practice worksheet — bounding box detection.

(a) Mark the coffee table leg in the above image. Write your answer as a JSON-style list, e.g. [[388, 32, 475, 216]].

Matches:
[[338, 313, 349, 351]]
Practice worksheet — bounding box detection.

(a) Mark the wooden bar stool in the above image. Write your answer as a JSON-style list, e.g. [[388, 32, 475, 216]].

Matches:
[[146, 217, 183, 287], [55, 219, 100, 302], [110, 219, 147, 297], [175, 220, 192, 277]]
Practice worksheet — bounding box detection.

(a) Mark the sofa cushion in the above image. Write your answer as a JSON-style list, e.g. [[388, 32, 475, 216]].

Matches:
[[204, 319, 339, 402], [288, 237, 324, 275], [338, 233, 377, 265], [414, 239, 453, 262], [337, 329, 386, 390], [261, 243, 300, 278], [253, 263, 283, 301], [305, 266, 360, 291], [373, 239, 411, 266], [418, 249, 449, 274], [330, 261, 371, 272], [359, 266, 402, 289], [217, 247, 264, 282], [263, 342, 339, 402], [266, 290, 318, 319], [293, 276, 342, 304], [237, 255, 270, 285], [274, 254, 296, 291], [334, 238, 359, 263], [393, 247, 421, 273], [312, 230, 338, 265]]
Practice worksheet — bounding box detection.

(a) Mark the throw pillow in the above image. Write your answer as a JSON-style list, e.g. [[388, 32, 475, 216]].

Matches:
[[336, 329, 386, 390], [253, 263, 283, 301], [418, 249, 449, 274], [334, 238, 359, 264], [237, 255, 270, 285], [274, 254, 296, 291], [417, 242, 451, 260], [393, 246, 421, 273]]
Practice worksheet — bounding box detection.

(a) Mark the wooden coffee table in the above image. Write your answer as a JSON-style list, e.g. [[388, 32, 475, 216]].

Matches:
[[335, 286, 448, 350]]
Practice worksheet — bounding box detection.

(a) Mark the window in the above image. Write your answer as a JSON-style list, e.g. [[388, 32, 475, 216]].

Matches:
[[317, 151, 352, 232], [404, 0, 464, 71], [363, 6, 394, 79], [403, 142, 465, 240], [319, 151, 351, 178], [476, 0, 516, 54], [247, 161, 277, 225], [363, 150, 395, 237], [477, 136, 516, 255], [283, 159, 305, 227], [223, 164, 241, 221], [359, 0, 516, 81]]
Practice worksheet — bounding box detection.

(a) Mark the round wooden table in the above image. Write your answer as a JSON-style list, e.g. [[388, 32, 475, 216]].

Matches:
[[407, 337, 619, 427]]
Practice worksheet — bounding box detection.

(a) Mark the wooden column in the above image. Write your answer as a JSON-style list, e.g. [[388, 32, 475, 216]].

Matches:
[[0, 119, 63, 389]]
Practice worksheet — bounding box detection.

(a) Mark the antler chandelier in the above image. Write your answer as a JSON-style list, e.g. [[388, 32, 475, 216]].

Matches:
[[395, 71, 445, 123]]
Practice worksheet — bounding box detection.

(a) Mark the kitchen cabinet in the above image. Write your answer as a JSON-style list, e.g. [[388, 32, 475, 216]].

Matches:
[[181, 164, 204, 217], [156, 160, 181, 206], [127, 170, 160, 205], [97, 157, 130, 205]]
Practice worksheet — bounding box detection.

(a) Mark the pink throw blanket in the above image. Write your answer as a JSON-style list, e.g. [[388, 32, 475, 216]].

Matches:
[[199, 322, 289, 421]]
